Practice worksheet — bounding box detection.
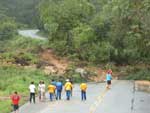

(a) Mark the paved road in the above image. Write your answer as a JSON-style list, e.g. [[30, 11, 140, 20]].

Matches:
[[17, 80, 150, 113], [18, 30, 46, 40]]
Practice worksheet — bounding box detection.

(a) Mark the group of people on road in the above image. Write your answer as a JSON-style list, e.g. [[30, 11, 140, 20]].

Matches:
[[48, 79, 87, 101], [28, 79, 88, 103], [10, 69, 112, 113]]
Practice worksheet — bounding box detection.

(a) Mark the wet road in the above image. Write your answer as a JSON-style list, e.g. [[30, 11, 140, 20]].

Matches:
[[18, 30, 46, 40], [17, 80, 150, 113]]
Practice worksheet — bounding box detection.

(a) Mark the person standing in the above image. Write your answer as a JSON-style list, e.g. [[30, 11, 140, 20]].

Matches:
[[51, 79, 57, 99], [106, 70, 112, 89], [48, 83, 56, 101], [10, 91, 20, 113], [38, 81, 42, 101], [56, 80, 63, 100], [80, 83, 87, 101], [64, 79, 73, 100], [29, 81, 36, 103], [41, 81, 46, 101]]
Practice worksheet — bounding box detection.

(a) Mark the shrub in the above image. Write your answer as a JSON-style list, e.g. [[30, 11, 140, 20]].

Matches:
[[126, 69, 150, 80]]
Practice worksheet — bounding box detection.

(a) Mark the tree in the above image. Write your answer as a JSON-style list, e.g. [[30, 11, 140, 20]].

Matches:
[[38, 0, 150, 64], [0, 18, 17, 40]]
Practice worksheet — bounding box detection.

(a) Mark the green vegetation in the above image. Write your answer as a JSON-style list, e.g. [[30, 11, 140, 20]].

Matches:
[[0, 0, 40, 27], [0, 0, 150, 112], [0, 14, 46, 113], [0, 18, 17, 40], [126, 68, 150, 80], [0, 26, 49, 113], [0, 35, 48, 65], [0, 66, 49, 113], [38, 0, 150, 65], [0, 100, 11, 113]]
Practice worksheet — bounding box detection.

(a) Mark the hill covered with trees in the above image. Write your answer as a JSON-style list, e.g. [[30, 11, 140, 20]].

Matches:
[[0, 1, 150, 113], [38, 0, 150, 65], [0, 0, 40, 27]]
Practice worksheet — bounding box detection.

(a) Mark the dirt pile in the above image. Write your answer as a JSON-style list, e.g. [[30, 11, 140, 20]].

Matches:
[[135, 80, 150, 92], [39, 49, 69, 75]]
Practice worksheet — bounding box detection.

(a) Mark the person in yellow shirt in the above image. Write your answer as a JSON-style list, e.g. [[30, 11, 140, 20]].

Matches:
[[64, 79, 73, 100], [80, 83, 87, 101], [48, 84, 56, 101]]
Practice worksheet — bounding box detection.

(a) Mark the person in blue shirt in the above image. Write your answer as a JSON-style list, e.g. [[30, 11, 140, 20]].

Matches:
[[56, 80, 63, 100], [106, 71, 112, 89]]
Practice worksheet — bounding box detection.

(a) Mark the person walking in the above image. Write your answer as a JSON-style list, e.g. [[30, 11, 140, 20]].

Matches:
[[38, 81, 42, 101], [48, 83, 56, 101], [80, 83, 87, 101], [64, 79, 73, 100], [41, 81, 46, 101], [106, 70, 112, 89], [29, 81, 36, 103], [56, 80, 63, 100], [10, 91, 20, 113]]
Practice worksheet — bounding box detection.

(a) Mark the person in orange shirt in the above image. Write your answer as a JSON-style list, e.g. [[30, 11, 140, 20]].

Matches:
[[48, 84, 56, 101], [64, 79, 73, 100], [80, 83, 87, 101]]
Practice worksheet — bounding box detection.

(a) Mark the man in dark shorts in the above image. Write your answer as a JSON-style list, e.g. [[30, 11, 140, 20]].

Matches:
[[10, 91, 20, 113], [107, 80, 111, 85], [106, 70, 112, 89]]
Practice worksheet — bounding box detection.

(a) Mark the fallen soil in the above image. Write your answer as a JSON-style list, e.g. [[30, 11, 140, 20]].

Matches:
[[135, 80, 150, 92], [39, 49, 70, 75], [39, 49, 118, 81]]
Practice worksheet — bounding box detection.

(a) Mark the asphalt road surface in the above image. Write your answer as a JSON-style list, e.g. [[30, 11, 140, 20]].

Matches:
[[17, 80, 150, 113], [18, 30, 46, 40]]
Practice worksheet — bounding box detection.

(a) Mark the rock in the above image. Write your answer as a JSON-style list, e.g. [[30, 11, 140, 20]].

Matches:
[[44, 66, 58, 75], [75, 68, 87, 77]]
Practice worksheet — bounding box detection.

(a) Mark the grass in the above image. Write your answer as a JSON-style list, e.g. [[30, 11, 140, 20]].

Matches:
[[0, 35, 49, 64], [0, 35, 62, 113], [0, 35, 50, 113], [125, 68, 150, 80], [0, 65, 50, 113], [0, 100, 12, 113], [0, 35, 48, 50]]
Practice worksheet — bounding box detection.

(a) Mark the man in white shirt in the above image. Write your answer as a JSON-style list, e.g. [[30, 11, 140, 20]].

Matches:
[[29, 81, 36, 103]]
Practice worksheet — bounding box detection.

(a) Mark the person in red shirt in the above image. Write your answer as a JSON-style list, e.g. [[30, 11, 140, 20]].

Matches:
[[10, 91, 20, 113]]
